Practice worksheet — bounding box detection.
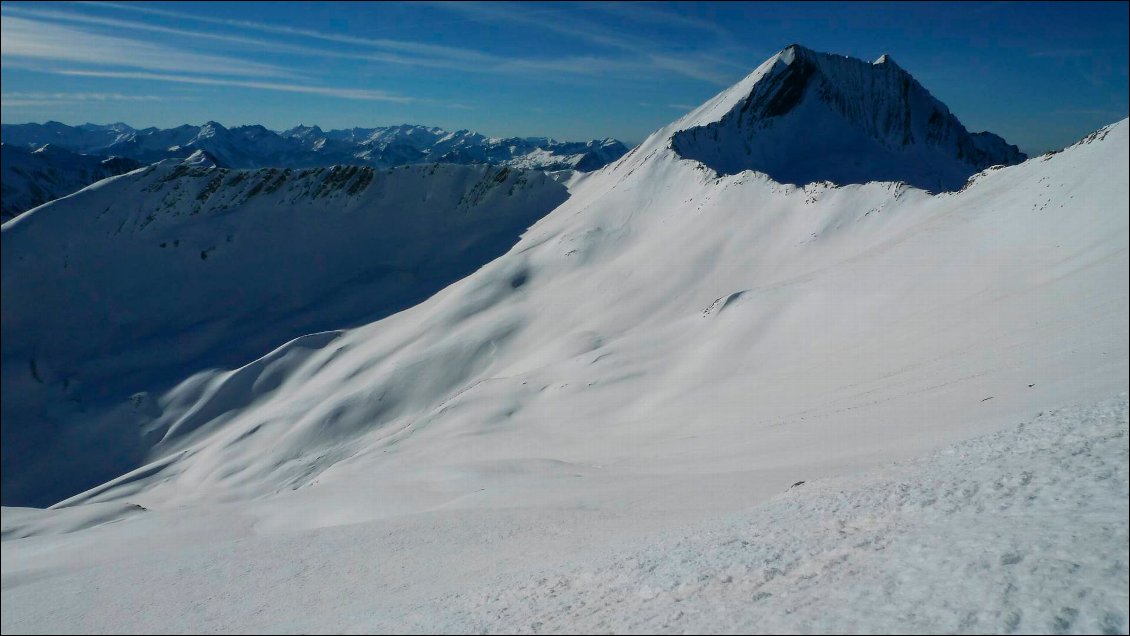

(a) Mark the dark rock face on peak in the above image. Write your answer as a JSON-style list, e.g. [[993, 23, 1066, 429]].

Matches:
[[671, 45, 1026, 192]]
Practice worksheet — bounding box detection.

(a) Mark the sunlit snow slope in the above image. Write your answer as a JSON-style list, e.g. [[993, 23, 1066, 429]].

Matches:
[[48, 113, 1126, 514], [1, 45, 1126, 634]]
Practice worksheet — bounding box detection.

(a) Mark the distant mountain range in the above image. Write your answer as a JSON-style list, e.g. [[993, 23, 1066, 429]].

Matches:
[[1, 143, 141, 221], [0, 121, 626, 220], [1, 121, 628, 172]]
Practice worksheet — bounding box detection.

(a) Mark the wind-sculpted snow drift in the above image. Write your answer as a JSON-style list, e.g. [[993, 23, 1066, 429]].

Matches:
[[1, 46, 1127, 633]]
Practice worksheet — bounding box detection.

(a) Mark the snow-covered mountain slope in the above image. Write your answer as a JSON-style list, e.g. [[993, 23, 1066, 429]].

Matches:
[[20, 104, 1123, 514], [1, 121, 630, 173], [1, 143, 140, 221], [670, 45, 1025, 191], [1, 160, 568, 506], [1, 45, 1126, 633]]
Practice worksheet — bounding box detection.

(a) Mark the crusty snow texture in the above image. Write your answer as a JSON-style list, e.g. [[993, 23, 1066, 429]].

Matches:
[[2, 397, 1125, 634], [455, 397, 1129, 635]]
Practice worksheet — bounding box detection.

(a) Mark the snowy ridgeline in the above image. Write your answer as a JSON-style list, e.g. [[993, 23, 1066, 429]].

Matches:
[[0, 122, 625, 220], [1, 161, 568, 507], [2, 395, 1125, 633]]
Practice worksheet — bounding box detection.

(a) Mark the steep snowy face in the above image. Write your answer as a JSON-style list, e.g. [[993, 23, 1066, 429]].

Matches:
[[669, 45, 1025, 191], [0, 160, 568, 507], [1, 143, 141, 220]]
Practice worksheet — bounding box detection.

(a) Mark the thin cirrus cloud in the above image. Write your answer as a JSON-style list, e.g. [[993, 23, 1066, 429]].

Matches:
[[0, 92, 165, 108], [55, 70, 417, 103], [426, 1, 750, 85], [79, 1, 525, 69], [79, 0, 745, 84], [1, 4, 310, 56], [0, 12, 418, 103], [12, 2, 625, 84], [1, 4, 486, 74], [2, 0, 752, 121], [0, 15, 290, 79]]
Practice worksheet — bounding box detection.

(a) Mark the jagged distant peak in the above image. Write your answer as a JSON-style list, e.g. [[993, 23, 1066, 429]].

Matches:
[[195, 121, 227, 139], [181, 149, 221, 168], [283, 124, 325, 138], [873, 53, 899, 68], [665, 44, 1026, 192]]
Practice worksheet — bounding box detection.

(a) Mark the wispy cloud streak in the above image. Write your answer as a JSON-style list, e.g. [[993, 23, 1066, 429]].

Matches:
[[427, 1, 750, 85], [0, 11, 424, 104], [76, 0, 746, 84], [1, 91, 165, 108], [52, 69, 417, 102], [0, 15, 292, 79]]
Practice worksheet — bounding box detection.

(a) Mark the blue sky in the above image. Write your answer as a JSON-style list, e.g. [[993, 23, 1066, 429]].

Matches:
[[1, 1, 1127, 153]]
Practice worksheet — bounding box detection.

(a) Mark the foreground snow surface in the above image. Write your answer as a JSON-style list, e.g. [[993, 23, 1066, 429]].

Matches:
[[2, 395, 1126, 634]]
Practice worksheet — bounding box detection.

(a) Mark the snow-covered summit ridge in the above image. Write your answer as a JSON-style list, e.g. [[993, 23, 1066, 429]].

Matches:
[[665, 44, 1025, 192], [178, 149, 220, 168]]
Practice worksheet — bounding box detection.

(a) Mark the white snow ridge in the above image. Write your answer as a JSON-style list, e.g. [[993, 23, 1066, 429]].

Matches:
[[2, 45, 1127, 634]]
